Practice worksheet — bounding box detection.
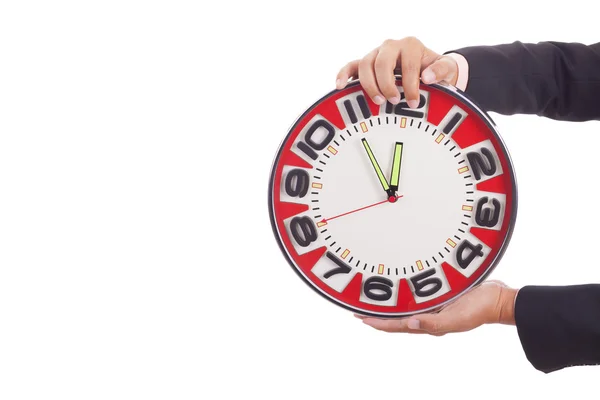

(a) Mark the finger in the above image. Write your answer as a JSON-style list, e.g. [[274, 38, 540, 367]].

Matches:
[[421, 56, 457, 85], [412, 314, 452, 335], [358, 49, 385, 105], [362, 317, 431, 333], [362, 318, 430, 334], [374, 40, 401, 103], [400, 46, 422, 108], [336, 60, 360, 89], [362, 317, 407, 332], [420, 46, 441, 69], [353, 313, 367, 319]]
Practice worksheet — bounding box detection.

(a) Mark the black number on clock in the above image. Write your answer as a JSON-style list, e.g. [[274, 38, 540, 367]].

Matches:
[[475, 197, 501, 227], [323, 252, 351, 279], [364, 276, 393, 301], [297, 119, 336, 160], [284, 169, 310, 198], [290, 216, 317, 247], [385, 93, 426, 118], [456, 240, 484, 269], [410, 269, 443, 297], [466, 148, 497, 180], [344, 94, 371, 123]]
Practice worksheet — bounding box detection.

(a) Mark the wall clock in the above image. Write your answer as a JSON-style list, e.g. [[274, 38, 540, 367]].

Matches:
[[268, 79, 517, 317]]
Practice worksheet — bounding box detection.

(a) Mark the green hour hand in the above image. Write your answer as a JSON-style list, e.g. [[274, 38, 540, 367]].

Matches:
[[361, 138, 391, 194], [390, 142, 404, 192]]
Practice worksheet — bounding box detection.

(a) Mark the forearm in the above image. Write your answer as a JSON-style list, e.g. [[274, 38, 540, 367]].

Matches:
[[449, 41, 600, 121]]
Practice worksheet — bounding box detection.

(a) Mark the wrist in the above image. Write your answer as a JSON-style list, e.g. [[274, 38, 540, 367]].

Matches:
[[497, 286, 518, 325]]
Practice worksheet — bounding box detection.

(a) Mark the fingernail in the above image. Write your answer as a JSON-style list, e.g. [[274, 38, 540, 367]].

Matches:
[[407, 319, 421, 330], [336, 79, 342, 89], [407, 99, 419, 109], [373, 95, 385, 105], [422, 69, 436, 84], [389, 96, 400, 105]]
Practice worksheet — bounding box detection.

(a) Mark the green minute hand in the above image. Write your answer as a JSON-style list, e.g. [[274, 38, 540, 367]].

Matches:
[[361, 138, 391, 195], [390, 142, 404, 192]]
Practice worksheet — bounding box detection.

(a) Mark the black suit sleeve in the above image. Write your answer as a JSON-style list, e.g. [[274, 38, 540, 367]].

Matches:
[[448, 41, 600, 121], [514, 285, 600, 373], [446, 42, 600, 372]]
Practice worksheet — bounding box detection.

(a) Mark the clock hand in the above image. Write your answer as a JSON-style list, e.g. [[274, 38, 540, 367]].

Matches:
[[361, 138, 394, 198], [319, 195, 403, 224], [389, 142, 404, 193]]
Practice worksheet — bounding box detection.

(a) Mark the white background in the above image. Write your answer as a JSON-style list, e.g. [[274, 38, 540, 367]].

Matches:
[[0, 0, 598, 399]]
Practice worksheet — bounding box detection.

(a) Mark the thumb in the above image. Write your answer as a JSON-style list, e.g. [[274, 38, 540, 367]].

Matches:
[[420, 56, 458, 86]]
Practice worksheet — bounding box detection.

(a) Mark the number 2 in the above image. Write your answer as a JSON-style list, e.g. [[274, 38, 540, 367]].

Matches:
[[384, 93, 426, 118]]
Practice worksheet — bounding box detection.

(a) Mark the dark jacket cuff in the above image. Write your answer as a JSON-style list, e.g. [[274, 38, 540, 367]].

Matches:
[[515, 285, 600, 373]]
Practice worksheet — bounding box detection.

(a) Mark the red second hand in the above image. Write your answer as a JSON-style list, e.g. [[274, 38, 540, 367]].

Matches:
[[320, 195, 403, 224]]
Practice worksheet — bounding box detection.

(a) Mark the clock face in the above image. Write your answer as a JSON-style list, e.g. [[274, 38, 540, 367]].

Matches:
[[268, 80, 517, 317]]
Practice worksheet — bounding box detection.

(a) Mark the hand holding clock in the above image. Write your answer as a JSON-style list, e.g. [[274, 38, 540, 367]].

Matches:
[[356, 281, 518, 336], [336, 37, 460, 109]]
